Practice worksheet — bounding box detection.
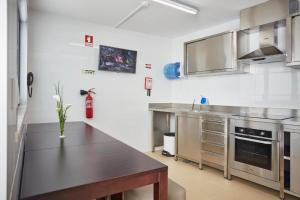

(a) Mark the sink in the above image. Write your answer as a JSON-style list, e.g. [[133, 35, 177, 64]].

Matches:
[[178, 109, 207, 114], [190, 110, 207, 113]]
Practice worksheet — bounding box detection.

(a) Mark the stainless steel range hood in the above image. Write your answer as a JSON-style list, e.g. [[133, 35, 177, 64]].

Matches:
[[237, 0, 289, 64], [238, 21, 286, 63]]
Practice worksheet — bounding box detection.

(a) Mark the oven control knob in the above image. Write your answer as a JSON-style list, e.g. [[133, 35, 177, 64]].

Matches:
[[260, 132, 265, 136], [240, 128, 244, 133]]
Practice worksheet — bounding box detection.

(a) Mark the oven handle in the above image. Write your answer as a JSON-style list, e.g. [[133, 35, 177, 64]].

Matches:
[[235, 136, 273, 145]]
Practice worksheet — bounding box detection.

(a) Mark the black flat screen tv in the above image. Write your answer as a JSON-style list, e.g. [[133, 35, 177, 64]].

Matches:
[[98, 45, 137, 74]]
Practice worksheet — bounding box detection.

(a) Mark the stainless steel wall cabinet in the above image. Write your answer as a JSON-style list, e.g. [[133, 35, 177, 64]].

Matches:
[[184, 32, 247, 76], [286, 13, 300, 68], [240, 0, 289, 30]]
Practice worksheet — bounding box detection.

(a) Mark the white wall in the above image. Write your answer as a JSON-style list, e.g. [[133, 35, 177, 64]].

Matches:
[[0, 0, 8, 199], [27, 10, 172, 152], [19, 22, 28, 104], [28, 10, 300, 154], [170, 20, 300, 109]]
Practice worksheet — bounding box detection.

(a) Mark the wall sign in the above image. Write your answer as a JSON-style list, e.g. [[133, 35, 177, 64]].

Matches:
[[81, 69, 95, 75], [144, 77, 152, 97], [85, 35, 94, 47], [145, 64, 152, 69]]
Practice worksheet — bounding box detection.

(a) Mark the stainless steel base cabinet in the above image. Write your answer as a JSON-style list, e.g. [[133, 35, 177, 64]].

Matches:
[[201, 115, 228, 177], [176, 113, 202, 167], [290, 132, 300, 195], [282, 126, 300, 199]]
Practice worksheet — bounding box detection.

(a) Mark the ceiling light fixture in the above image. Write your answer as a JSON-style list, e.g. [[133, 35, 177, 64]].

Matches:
[[115, 1, 150, 28], [151, 0, 198, 15], [18, 0, 28, 22]]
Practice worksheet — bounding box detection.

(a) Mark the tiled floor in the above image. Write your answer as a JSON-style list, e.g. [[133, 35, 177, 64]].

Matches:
[[147, 152, 298, 200]]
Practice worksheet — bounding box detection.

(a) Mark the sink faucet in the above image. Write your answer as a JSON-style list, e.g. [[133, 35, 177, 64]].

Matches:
[[192, 99, 195, 111]]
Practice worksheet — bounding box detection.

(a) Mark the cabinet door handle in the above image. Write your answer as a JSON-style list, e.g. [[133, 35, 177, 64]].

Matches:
[[10, 78, 14, 110], [235, 136, 273, 145], [286, 16, 292, 63]]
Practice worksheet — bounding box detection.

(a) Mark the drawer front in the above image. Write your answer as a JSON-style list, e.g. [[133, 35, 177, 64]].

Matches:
[[205, 115, 224, 123], [202, 121, 224, 133], [202, 131, 224, 145], [202, 143, 224, 155], [202, 150, 224, 166]]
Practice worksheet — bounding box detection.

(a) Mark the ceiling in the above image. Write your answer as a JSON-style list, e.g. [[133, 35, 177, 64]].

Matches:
[[28, 0, 268, 37]]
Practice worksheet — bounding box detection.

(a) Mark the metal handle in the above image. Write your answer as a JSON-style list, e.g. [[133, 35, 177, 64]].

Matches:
[[235, 136, 272, 145], [286, 16, 292, 63], [10, 78, 14, 109]]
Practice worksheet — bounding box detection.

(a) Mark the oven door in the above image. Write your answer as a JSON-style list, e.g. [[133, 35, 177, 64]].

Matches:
[[230, 134, 279, 181]]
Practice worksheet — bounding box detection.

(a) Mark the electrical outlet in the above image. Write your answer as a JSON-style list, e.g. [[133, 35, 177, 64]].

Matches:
[[81, 69, 96, 75]]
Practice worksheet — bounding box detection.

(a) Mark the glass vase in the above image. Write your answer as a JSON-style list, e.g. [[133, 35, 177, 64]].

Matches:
[[59, 120, 66, 139]]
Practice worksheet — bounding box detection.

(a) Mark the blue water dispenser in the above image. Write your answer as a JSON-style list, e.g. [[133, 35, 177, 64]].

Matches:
[[163, 62, 180, 80]]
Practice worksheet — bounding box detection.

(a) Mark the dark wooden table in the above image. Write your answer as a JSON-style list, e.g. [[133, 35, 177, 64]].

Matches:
[[20, 122, 168, 200]]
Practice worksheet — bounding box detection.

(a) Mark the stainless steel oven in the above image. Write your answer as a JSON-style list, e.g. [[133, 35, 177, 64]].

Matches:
[[229, 118, 280, 182]]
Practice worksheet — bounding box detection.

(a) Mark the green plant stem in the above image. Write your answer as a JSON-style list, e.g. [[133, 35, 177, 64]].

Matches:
[[54, 82, 71, 137]]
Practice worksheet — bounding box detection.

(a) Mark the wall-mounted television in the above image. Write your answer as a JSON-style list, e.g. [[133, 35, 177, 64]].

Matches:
[[98, 45, 137, 74]]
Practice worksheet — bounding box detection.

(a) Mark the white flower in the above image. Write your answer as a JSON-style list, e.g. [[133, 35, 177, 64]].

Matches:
[[53, 95, 61, 102], [65, 104, 72, 112]]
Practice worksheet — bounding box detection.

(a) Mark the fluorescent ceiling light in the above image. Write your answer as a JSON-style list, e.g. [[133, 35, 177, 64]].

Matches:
[[151, 0, 198, 15], [18, 0, 28, 22], [115, 1, 149, 28]]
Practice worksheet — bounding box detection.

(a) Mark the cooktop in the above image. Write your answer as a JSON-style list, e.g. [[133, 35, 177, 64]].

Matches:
[[232, 113, 293, 121]]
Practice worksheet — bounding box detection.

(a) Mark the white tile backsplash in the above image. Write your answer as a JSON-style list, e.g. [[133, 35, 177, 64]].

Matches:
[[268, 72, 292, 96]]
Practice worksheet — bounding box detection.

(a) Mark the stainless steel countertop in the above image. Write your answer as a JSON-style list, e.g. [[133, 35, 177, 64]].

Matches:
[[230, 113, 293, 124], [149, 103, 300, 123], [148, 103, 239, 116], [148, 107, 187, 113], [149, 107, 234, 117], [282, 118, 300, 127]]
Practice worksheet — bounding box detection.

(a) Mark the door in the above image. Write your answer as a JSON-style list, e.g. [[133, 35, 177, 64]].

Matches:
[[230, 135, 279, 181], [292, 15, 300, 62], [7, 0, 20, 199], [185, 32, 234, 74], [290, 132, 300, 195], [234, 136, 272, 170], [176, 114, 201, 162]]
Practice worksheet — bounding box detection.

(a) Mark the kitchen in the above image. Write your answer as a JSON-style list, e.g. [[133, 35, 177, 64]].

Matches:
[[1, 0, 300, 200], [151, 1, 300, 199]]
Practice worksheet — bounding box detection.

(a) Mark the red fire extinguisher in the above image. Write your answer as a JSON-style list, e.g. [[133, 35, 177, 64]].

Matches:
[[80, 88, 95, 119]]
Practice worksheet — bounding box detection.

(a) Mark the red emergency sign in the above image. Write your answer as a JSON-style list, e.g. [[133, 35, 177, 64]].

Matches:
[[85, 35, 93, 47]]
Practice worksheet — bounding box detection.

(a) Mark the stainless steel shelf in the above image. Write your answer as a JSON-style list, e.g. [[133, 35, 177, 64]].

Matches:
[[284, 189, 300, 198], [284, 156, 291, 160], [202, 129, 225, 135]]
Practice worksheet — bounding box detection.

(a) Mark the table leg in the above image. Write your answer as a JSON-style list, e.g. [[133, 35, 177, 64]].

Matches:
[[154, 170, 168, 200], [111, 193, 123, 200]]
